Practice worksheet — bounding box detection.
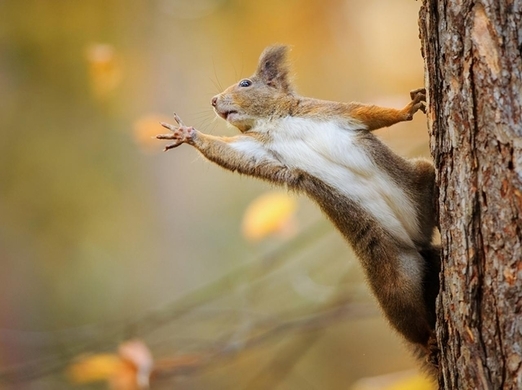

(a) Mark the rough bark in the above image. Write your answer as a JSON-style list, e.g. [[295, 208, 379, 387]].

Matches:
[[419, 0, 522, 388]]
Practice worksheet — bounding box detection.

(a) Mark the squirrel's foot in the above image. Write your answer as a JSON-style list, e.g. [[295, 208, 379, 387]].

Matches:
[[402, 88, 426, 120], [427, 332, 439, 369], [157, 113, 196, 151]]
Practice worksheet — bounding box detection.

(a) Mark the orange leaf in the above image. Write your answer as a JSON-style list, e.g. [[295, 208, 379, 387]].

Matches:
[[133, 114, 173, 153], [85, 43, 123, 98]]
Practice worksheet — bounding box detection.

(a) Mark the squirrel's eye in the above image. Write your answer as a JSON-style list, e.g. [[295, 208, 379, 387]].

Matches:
[[238, 79, 252, 88]]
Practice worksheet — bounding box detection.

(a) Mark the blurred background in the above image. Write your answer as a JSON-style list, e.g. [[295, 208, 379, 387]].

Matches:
[[0, 0, 433, 388]]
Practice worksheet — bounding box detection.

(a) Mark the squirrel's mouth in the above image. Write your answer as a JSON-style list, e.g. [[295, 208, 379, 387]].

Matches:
[[218, 110, 238, 121]]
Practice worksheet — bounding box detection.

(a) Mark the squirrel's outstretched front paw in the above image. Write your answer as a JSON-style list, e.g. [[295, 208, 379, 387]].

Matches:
[[402, 88, 426, 120], [157, 114, 196, 151]]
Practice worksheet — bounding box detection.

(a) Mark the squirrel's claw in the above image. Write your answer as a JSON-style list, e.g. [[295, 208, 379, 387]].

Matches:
[[156, 133, 176, 140], [157, 122, 183, 151], [160, 121, 177, 131], [402, 88, 427, 119], [172, 113, 185, 127], [410, 88, 426, 101], [164, 142, 183, 151], [157, 114, 196, 151]]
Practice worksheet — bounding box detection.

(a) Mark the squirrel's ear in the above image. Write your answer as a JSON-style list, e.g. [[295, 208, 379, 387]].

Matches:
[[255, 45, 292, 92]]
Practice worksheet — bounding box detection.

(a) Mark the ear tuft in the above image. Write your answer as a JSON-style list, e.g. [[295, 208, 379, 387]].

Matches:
[[255, 45, 292, 92]]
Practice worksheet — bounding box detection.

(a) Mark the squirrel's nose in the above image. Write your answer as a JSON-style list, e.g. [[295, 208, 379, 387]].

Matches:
[[211, 96, 217, 107]]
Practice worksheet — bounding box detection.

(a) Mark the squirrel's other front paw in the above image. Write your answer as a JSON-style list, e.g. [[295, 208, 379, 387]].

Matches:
[[157, 113, 196, 151], [409, 88, 426, 102], [402, 88, 426, 120], [409, 88, 426, 114]]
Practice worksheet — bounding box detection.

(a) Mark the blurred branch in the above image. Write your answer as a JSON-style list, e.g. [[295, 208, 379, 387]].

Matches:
[[0, 298, 375, 385], [152, 300, 376, 381], [126, 221, 334, 336], [0, 221, 354, 384], [242, 331, 323, 390]]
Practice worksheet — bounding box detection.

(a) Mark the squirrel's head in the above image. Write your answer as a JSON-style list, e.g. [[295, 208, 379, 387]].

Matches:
[[212, 45, 295, 132]]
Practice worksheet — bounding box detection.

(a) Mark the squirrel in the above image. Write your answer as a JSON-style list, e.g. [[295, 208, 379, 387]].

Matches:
[[157, 45, 440, 369]]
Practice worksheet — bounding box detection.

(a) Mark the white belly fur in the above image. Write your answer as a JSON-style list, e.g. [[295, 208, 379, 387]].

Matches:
[[263, 117, 421, 248]]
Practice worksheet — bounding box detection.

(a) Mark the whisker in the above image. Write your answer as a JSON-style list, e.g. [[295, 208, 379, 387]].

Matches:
[[190, 110, 214, 121], [206, 118, 220, 135], [208, 76, 221, 94], [212, 56, 223, 91]]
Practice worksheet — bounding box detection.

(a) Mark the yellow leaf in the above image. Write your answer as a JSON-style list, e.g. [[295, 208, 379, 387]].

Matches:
[[241, 191, 297, 242], [352, 370, 435, 390], [67, 354, 126, 384], [387, 374, 435, 390]]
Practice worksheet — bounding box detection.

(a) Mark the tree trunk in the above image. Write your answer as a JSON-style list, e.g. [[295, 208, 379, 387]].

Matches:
[[418, 0, 522, 388]]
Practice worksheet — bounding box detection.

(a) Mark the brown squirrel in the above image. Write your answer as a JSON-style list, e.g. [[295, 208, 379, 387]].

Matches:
[[157, 45, 440, 368]]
